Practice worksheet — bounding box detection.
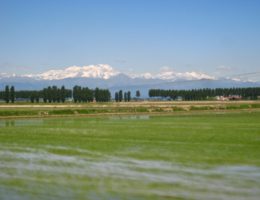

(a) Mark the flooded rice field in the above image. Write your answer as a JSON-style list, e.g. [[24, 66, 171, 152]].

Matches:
[[0, 115, 150, 127], [0, 119, 44, 127], [0, 113, 260, 199], [1, 144, 260, 200]]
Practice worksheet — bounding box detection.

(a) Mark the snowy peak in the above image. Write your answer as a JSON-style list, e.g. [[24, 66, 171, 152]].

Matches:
[[25, 64, 120, 80], [9, 64, 216, 81], [155, 70, 215, 81], [1, 64, 260, 92], [129, 67, 215, 81], [0, 73, 17, 80]]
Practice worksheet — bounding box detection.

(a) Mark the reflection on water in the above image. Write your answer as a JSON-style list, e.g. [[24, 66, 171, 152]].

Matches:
[[0, 119, 43, 127], [1, 145, 260, 200], [0, 115, 150, 127], [109, 115, 150, 120]]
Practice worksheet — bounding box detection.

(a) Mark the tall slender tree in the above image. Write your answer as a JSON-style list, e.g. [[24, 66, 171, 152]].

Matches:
[[61, 86, 66, 103], [47, 86, 52, 103], [95, 88, 100, 102], [115, 92, 119, 102], [127, 91, 131, 102], [4, 85, 10, 103], [124, 92, 127, 102], [119, 90, 123, 102], [52, 86, 58, 102], [10, 86, 15, 103], [43, 88, 47, 103], [136, 90, 140, 98]]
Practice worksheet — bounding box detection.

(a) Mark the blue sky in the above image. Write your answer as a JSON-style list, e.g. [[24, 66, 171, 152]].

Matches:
[[0, 0, 260, 78]]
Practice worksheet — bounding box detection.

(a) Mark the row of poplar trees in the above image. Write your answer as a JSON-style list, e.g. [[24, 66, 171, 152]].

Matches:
[[115, 90, 131, 102], [73, 86, 111, 102], [0, 85, 72, 103], [1, 85, 15, 103], [0, 85, 111, 103], [42, 86, 71, 103], [114, 90, 141, 102], [149, 87, 260, 100]]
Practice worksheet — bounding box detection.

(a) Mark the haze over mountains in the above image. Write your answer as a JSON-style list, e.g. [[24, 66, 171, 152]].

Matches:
[[1, 64, 259, 97]]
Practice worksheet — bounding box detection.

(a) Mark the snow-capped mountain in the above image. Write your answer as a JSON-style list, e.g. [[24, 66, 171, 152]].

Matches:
[[21, 64, 215, 81], [154, 70, 215, 80], [128, 71, 215, 80], [1, 64, 259, 97], [24, 64, 120, 80], [0, 73, 16, 79]]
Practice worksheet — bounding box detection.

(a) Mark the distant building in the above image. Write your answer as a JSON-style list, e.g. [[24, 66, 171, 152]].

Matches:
[[228, 95, 242, 100], [216, 95, 242, 101], [216, 96, 229, 101], [15, 98, 30, 102], [175, 96, 183, 101], [149, 96, 172, 101], [66, 97, 73, 102]]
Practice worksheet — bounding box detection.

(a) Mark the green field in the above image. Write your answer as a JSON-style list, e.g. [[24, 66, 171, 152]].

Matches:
[[0, 111, 260, 199], [0, 101, 260, 118]]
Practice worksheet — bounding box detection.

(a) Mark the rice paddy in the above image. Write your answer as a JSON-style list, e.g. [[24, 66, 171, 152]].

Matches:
[[0, 110, 260, 199]]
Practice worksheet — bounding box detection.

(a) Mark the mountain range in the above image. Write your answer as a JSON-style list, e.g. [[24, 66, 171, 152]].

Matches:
[[1, 64, 259, 97]]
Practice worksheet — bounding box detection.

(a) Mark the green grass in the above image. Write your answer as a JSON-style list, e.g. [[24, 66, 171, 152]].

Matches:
[[251, 103, 260, 108], [0, 111, 260, 199], [0, 110, 39, 116], [189, 106, 214, 110], [172, 106, 186, 111], [226, 104, 251, 110], [0, 102, 260, 117]]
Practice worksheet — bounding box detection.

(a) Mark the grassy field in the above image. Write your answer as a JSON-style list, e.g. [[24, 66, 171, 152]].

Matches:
[[0, 110, 260, 199], [0, 100, 260, 118]]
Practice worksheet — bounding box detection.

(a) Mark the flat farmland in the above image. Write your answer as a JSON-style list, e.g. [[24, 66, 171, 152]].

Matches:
[[0, 109, 260, 199], [0, 100, 260, 118]]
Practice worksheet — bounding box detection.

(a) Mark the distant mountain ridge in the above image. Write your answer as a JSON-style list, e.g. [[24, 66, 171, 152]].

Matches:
[[1, 64, 215, 81], [1, 64, 260, 97]]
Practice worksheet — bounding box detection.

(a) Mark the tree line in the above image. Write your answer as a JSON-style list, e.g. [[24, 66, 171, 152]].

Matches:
[[114, 90, 141, 102], [115, 90, 131, 102], [73, 86, 111, 102], [0, 85, 111, 103], [0, 86, 16, 103], [149, 87, 260, 100], [2, 86, 259, 103]]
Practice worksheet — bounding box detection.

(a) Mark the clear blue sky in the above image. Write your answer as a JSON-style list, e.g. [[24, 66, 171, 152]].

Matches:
[[0, 0, 260, 77]]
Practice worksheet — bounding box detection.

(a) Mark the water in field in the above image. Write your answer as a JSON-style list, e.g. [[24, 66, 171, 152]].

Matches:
[[109, 115, 150, 120], [0, 115, 150, 127], [1, 144, 259, 200], [0, 119, 44, 127], [0, 114, 260, 200]]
